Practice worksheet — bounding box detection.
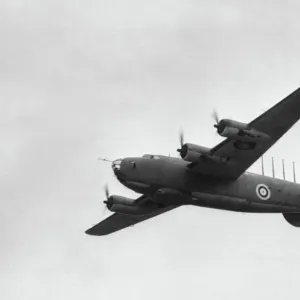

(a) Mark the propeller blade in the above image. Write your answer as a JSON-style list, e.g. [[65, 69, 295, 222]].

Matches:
[[212, 109, 219, 125], [98, 166, 114, 217], [102, 184, 110, 216], [179, 130, 184, 147], [104, 184, 109, 200]]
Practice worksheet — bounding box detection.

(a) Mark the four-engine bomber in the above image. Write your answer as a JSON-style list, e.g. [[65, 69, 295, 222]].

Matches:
[[86, 87, 300, 236]]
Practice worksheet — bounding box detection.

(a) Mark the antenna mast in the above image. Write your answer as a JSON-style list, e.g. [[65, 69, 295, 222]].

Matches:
[[272, 157, 275, 178], [293, 161, 296, 183], [282, 159, 286, 180], [261, 156, 265, 176]]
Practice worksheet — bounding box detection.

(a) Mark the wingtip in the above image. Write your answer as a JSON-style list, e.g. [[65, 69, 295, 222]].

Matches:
[[85, 228, 96, 235], [85, 226, 108, 236]]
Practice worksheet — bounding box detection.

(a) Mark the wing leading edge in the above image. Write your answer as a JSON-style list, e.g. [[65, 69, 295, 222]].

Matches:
[[190, 87, 300, 180]]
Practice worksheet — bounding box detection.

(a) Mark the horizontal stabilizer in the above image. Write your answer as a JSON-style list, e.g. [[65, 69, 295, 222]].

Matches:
[[283, 213, 300, 227]]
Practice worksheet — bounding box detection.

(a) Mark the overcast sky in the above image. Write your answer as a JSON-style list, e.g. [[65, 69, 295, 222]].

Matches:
[[2, 0, 300, 299]]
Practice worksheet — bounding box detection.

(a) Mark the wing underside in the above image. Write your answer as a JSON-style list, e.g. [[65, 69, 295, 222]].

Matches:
[[85, 203, 178, 236]]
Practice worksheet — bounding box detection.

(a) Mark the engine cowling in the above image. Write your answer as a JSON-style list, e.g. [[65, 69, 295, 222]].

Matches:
[[215, 119, 249, 133], [106, 195, 159, 215], [183, 150, 201, 163], [215, 119, 269, 142], [178, 143, 227, 163], [106, 195, 136, 208], [179, 143, 210, 162]]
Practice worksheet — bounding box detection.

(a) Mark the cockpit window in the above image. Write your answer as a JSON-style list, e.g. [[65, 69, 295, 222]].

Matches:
[[142, 154, 160, 159], [112, 159, 122, 171]]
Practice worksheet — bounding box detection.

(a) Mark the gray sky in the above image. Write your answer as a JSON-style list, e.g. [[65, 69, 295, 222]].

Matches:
[[2, 0, 300, 299]]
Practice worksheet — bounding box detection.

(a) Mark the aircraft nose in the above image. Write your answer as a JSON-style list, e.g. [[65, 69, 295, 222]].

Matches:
[[112, 159, 122, 173]]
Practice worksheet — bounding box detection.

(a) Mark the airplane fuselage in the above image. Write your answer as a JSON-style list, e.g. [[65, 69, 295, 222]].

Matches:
[[116, 156, 300, 214]]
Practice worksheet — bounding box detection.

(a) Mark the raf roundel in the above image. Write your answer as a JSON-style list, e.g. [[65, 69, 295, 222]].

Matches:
[[256, 184, 271, 200]]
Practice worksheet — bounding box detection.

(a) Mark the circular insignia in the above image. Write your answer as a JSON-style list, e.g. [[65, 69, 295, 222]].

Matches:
[[256, 184, 271, 200]]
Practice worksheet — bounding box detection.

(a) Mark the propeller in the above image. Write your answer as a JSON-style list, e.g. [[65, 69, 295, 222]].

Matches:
[[212, 108, 226, 135], [102, 184, 111, 216], [177, 129, 184, 154], [103, 184, 109, 204], [212, 108, 220, 127], [179, 130, 184, 147]]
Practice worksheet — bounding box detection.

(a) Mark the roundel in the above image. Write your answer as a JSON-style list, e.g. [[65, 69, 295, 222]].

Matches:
[[256, 184, 271, 200]]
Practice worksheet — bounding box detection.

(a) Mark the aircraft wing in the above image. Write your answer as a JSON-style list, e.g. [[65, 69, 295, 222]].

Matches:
[[85, 199, 179, 236], [189, 87, 300, 180]]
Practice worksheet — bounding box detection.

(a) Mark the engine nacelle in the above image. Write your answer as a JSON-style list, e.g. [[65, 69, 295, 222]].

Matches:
[[106, 195, 159, 215], [106, 195, 136, 208], [215, 119, 269, 142], [109, 203, 158, 215], [216, 119, 249, 133], [179, 143, 210, 161], [178, 143, 227, 163], [183, 150, 201, 163], [184, 143, 211, 154], [220, 127, 269, 142]]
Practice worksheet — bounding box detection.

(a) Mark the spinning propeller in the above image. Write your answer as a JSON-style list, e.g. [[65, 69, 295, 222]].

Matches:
[[212, 108, 220, 129], [212, 109, 226, 134], [103, 184, 109, 204], [102, 184, 111, 216], [179, 130, 184, 148], [177, 129, 185, 154]]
